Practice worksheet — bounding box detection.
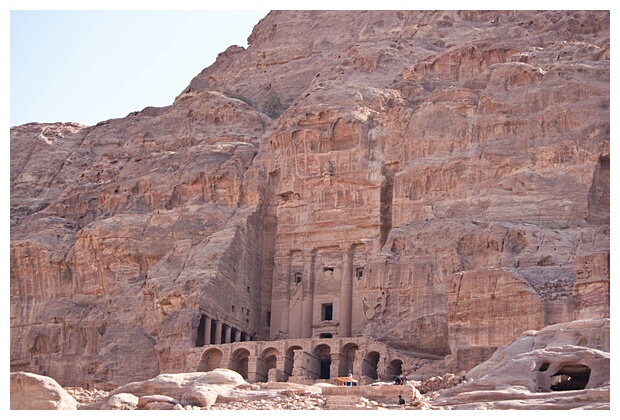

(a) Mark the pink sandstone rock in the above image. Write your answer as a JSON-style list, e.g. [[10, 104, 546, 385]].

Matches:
[[432, 319, 610, 409], [10, 10, 609, 390], [10, 371, 79, 410]]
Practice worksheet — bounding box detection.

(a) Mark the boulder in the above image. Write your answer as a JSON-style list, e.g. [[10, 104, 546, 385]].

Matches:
[[10, 371, 78, 410], [180, 388, 218, 408], [137, 394, 180, 408], [98, 369, 247, 408], [100, 393, 139, 410], [143, 401, 176, 410]]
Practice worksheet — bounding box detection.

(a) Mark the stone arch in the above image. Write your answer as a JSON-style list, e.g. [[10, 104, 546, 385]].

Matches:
[[550, 364, 591, 391], [386, 358, 403, 379], [362, 351, 380, 380], [257, 347, 280, 382], [338, 342, 359, 377], [197, 348, 223, 372], [229, 347, 251, 379], [284, 345, 302, 379], [313, 343, 332, 380]]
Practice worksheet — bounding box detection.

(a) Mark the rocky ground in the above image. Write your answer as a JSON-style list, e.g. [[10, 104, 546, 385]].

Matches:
[[18, 320, 595, 411], [62, 372, 466, 410]]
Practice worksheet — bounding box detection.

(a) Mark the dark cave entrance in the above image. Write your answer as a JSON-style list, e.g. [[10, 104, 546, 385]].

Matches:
[[550, 364, 591, 391]]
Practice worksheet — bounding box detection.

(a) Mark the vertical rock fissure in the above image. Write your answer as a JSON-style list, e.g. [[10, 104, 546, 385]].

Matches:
[[380, 162, 399, 248], [586, 154, 610, 225]]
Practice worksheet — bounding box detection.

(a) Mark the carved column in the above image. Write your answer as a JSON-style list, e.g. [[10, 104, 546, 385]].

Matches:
[[204, 316, 212, 345], [292, 348, 306, 377], [301, 250, 316, 338], [247, 355, 258, 383], [234, 329, 242, 343], [214, 321, 223, 345], [353, 349, 364, 377], [275, 354, 286, 382], [339, 245, 353, 338], [224, 324, 232, 344], [378, 355, 387, 382], [270, 253, 291, 339], [283, 253, 291, 337], [330, 352, 340, 380]]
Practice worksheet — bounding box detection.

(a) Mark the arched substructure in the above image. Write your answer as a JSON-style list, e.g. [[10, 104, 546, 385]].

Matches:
[[284, 345, 302, 381], [313, 344, 332, 380], [256, 347, 279, 382], [229, 347, 251, 379], [362, 351, 380, 380], [338, 343, 359, 377], [197, 348, 223, 372], [386, 358, 403, 380]]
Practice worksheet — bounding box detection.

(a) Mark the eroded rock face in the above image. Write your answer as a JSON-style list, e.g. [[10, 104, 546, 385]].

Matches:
[[10, 10, 609, 387], [432, 319, 610, 409]]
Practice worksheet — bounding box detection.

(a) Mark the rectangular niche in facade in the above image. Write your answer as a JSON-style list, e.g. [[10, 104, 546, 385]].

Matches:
[[321, 303, 333, 321]]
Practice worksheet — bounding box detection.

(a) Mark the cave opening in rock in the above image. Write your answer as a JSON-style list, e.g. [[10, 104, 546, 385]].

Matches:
[[550, 364, 591, 391], [539, 362, 550, 372]]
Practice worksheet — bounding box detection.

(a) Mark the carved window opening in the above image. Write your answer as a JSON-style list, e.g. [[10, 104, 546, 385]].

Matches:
[[266, 311, 271, 327], [322, 303, 333, 321], [356, 267, 364, 279], [294, 273, 302, 285], [320, 333, 333, 338], [323, 266, 334, 272]]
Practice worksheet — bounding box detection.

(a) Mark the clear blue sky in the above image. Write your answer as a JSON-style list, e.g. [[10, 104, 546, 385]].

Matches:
[[10, 9, 268, 127]]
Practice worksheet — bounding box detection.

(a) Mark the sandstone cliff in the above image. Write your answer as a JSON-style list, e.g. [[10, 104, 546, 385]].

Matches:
[[10, 10, 609, 388]]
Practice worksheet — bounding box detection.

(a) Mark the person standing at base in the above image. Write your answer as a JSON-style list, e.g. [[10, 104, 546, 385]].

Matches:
[[398, 394, 406, 408]]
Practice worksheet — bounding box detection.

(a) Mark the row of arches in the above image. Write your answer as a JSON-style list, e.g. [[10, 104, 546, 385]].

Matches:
[[197, 341, 404, 383]]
